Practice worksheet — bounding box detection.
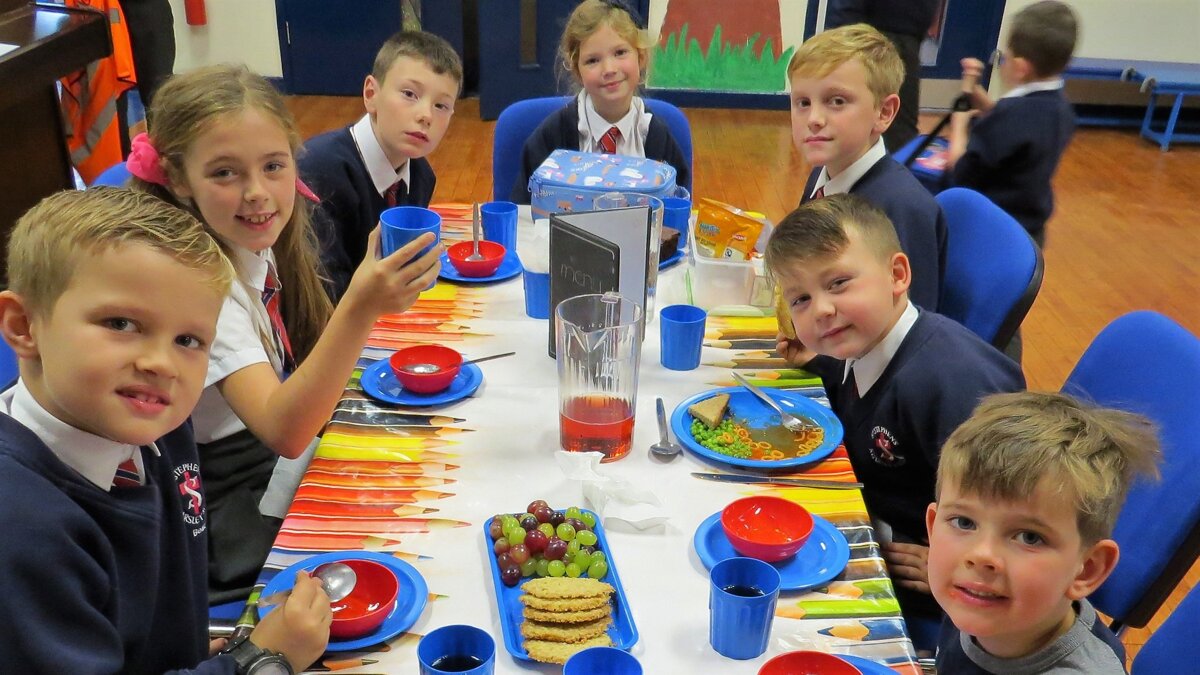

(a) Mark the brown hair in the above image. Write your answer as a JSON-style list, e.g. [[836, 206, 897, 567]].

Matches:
[[130, 64, 331, 364], [1008, 1, 1078, 78], [559, 0, 651, 88], [786, 23, 904, 107], [938, 391, 1161, 544], [764, 194, 902, 276], [8, 187, 234, 317], [372, 30, 463, 91]]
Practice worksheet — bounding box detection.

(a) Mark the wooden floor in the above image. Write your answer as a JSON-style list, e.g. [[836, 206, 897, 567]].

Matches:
[[287, 95, 1200, 661]]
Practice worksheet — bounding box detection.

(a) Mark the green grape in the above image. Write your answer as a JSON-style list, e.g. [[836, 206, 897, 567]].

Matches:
[[565, 506, 583, 520], [537, 523, 555, 538], [565, 563, 582, 578], [556, 523, 576, 541], [587, 559, 609, 578], [508, 527, 527, 545], [590, 550, 606, 562], [500, 515, 520, 532], [547, 560, 566, 577], [576, 530, 598, 547], [566, 539, 581, 557], [520, 558, 537, 577], [573, 551, 593, 570], [579, 511, 597, 529], [535, 559, 551, 577]]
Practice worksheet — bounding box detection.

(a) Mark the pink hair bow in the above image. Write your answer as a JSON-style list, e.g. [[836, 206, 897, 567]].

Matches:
[[295, 178, 320, 203], [126, 133, 169, 186]]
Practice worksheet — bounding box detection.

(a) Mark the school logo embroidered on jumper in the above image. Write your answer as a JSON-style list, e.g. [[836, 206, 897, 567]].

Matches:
[[869, 426, 904, 467], [173, 462, 208, 538]]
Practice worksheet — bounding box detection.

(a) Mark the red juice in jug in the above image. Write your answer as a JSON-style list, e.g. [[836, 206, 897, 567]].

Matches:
[[559, 394, 634, 462]]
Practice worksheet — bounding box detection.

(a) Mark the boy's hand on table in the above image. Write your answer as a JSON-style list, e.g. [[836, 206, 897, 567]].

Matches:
[[251, 571, 332, 671], [883, 541, 931, 595], [776, 332, 815, 366]]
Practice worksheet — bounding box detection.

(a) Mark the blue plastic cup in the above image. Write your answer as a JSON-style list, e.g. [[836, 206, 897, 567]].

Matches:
[[660, 304, 707, 371], [481, 201, 518, 253], [417, 624, 496, 675], [663, 196, 691, 251], [563, 646, 642, 675], [380, 206, 441, 290], [709, 557, 781, 660], [523, 269, 550, 319]]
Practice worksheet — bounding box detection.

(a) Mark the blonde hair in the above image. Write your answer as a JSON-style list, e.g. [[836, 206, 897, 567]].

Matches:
[[786, 23, 904, 107], [131, 64, 332, 364], [7, 187, 234, 316], [559, 0, 651, 88], [938, 391, 1161, 544], [765, 194, 902, 276], [371, 30, 463, 91]]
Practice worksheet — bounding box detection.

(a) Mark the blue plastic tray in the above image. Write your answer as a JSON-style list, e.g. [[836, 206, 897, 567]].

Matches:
[[484, 508, 638, 661]]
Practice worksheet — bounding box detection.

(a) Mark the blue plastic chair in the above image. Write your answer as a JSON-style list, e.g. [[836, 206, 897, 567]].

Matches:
[[935, 188, 1044, 350], [1062, 311, 1200, 632], [0, 339, 17, 388], [1130, 581, 1200, 674], [92, 161, 132, 187], [492, 95, 693, 201]]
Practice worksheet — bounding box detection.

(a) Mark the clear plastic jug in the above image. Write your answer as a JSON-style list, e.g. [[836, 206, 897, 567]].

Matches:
[[592, 192, 663, 320], [555, 292, 644, 462]]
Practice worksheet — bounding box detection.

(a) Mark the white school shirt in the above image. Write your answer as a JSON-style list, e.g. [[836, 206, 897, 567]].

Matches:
[[1, 379, 157, 490], [351, 113, 411, 197], [1000, 77, 1065, 99], [843, 301, 919, 397], [577, 93, 651, 157], [811, 137, 888, 198]]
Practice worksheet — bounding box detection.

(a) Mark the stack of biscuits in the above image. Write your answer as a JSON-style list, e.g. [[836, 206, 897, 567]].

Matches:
[[519, 577, 615, 664]]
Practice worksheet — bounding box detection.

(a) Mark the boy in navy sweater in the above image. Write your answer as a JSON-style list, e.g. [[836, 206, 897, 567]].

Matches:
[[301, 31, 462, 300], [789, 24, 946, 312], [929, 392, 1158, 674], [0, 188, 330, 674], [767, 194, 1024, 624], [946, 0, 1078, 248]]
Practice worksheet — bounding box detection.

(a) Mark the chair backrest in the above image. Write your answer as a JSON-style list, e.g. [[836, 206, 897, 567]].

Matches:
[[92, 161, 132, 187], [491, 96, 694, 201], [1130, 581, 1200, 674], [1062, 311, 1200, 630], [935, 188, 1044, 349], [0, 339, 16, 388]]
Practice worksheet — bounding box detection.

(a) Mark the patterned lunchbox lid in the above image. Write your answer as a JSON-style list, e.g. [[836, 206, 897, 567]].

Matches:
[[528, 150, 677, 218]]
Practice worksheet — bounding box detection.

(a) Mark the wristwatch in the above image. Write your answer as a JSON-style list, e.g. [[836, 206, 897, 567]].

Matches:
[[221, 635, 293, 675]]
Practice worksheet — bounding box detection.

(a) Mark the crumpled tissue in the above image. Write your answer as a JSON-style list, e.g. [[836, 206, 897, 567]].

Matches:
[[554, 451, 668, 530]]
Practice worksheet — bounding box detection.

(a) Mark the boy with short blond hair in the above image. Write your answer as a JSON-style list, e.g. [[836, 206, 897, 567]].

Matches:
[[767, 194, 1024, 627], [929, 391, 1160, 673], [302, 30, 463, 299], [0, 187, 331, 674], [787, 23, 946, 312]]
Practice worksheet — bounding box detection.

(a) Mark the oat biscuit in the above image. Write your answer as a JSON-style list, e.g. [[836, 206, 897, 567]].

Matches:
[[519, 593, 611, 612], [520, 616, 611, 642], [523, 634, 614, 664], [523, 605, 611, 624], [522, 577, 614, 600]]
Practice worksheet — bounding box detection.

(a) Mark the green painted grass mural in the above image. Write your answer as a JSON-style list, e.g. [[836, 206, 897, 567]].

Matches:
[[649, 24, 795, 93]]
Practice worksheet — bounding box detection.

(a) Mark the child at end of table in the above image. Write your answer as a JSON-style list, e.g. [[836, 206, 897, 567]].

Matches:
[[510, 0, 690, 203], [929, 391, 1160, 674], [129, 63, 442, 603], [946, 0, 1078, 249], [301, 30, 462, 300], [787, 23, 946, 312], [765, 194, 1025, 625], [0, 187, 330, 674]]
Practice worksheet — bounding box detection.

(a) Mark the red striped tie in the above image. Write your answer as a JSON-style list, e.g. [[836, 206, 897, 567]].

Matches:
[[385, 179, 406, 208], [112, 458, 140, 488], [599, 126, 621, 154], [262, 262, 296, 372]]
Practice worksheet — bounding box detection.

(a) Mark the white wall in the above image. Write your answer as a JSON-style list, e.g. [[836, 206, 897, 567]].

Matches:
[[1006, 0, 1200, 64], [169, 0, 283, 77]]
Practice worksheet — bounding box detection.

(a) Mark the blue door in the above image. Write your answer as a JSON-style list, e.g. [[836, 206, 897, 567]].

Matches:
[[477, 0, 651, 120], [275, 0, 402, 95]]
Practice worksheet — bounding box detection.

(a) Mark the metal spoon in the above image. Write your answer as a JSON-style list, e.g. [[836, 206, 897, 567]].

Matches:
[[257, 561, 357, 608], [650, 397, 684, 459], [466, 202, 485, 261], [731, 371, 818, 433], [398, 351, 517, 375]]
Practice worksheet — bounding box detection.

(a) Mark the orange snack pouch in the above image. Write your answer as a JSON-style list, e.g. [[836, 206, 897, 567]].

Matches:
[[693, 198, 764, 261]]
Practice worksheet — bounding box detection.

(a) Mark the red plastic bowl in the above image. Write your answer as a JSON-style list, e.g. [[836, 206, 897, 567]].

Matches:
[[447, 240, 506, 277], [389, 344, 463, 393], [759, 651, 862, 675], [329, 558, 399, 639], [721, 495, 814, 562]]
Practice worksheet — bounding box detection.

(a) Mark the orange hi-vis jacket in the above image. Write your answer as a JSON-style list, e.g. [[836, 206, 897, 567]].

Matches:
[[60, 0, 137, 184]]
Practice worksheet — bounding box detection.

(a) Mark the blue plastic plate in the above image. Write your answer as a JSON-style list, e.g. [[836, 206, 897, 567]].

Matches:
[[659, 248, 684, 270], [261, 551, 428, 652], [359, 359, 482, 407], [485, 509, 638, 661], [439, 251, 523, 283], [670, 387, 843, 470], [841, 654, 903, 674], [693, 511, 850, 592]]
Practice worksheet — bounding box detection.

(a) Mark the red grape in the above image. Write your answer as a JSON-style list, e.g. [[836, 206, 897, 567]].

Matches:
[[527, 500, 549, 514], [509, 543, 530, 564], [501, 564, 521, 586], [533, 506, 555, 523], [496, 552, 514, 569], [519, 514, 539, 530], [493, 537, 510, 555], [549, 511, 566, 527], [544, 537, 568, 561], [488, 520, 503, 540], [525, 529, 548, 554]]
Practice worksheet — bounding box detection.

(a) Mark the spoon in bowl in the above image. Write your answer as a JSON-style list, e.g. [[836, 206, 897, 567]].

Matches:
[[399, 351, 517, 375], [257, 561, 357, 608], [466, 202, 485, 262]]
